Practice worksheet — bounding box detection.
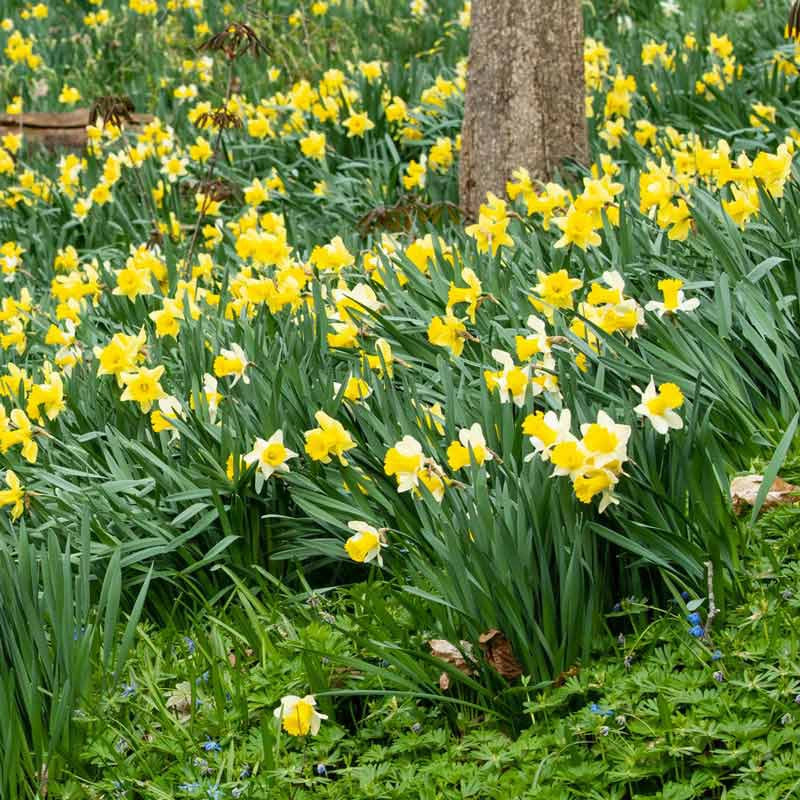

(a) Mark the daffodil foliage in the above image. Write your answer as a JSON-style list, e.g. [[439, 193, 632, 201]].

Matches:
[[0, 0, 798, 682]]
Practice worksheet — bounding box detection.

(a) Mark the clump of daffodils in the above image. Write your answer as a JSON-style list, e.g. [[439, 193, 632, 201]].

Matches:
[[524, 409, 631, 513]]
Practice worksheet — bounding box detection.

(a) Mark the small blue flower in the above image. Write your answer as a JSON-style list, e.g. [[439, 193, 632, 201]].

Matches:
[[178, 783, 200, 795], [202, 739, 221, 753], [688, 624, 704, 638], [712, 671, 724, 683], [316, 763, 328, 777], [206, 787, 222, 800], [686, 612, 702, 625], [121, 681, 136, 698], [239, 766, 252, 779], [680, 591, 690, 601], [711, 649, 723, 661], [184, 636, 196, 654]]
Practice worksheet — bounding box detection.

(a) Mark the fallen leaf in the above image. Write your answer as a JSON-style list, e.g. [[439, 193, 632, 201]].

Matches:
[[479, 629, 523, 680], [730, 474, 799, 516], [428, 639, 476, 691], [165, 681, 193, 723]]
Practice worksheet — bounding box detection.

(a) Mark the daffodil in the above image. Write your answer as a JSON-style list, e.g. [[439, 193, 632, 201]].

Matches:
[[550, 440, 589, 480], [0, 409, 38, 463], [447, 423, 492, 470], [573, 468, 620, 512], [244, 430, 298, 491], [446, 268, 483, 323], [120, 365, 167, 413], [334, 376, 372, 403], [304, 411, 357, 464], [0, 469, 24, 520], [213, 344, 250, 386], [95, 329, 147, 385], [645, 278, 700, 316], [580, 411, 631, 472], [428, 314, 467, 358], [484, 349, 530, 407], [530, 270, 584, 319], [274, 694, 327, 736], [343, 112, 374, 138], [384, 435, 425, 493], [634, 379, 685, 434], [523, 409, 573, 462], [345, 521, 386, 565]]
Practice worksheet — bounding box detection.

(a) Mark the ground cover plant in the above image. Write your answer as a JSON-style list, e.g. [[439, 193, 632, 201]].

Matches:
[[0, 0, 799, 796]]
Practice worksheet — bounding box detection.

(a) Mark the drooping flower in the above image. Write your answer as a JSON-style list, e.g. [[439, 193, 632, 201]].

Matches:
[[304, 411, 357, 464], [344, 521, 386, 565], [428, 314, 467, 358], [333, 376, 372, 404], [446, 423, 492, 471], [0, 469, 24, 520], [384, 435, 425, 492], [213, 343, 250, 386]]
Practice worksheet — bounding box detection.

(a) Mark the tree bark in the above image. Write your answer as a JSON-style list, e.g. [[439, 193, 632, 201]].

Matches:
[[459, 0, 588, 220]]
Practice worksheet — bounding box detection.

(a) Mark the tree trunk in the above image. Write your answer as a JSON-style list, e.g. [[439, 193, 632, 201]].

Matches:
[[459, 0, 588, 220]]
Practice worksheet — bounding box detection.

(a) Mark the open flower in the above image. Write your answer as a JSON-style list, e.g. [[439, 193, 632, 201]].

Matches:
[[274, 694, 328, 736], [384, 435, 425, 492], [634, 379, 685, 434], [580, 410, 631, 472], [244, 430, 298, 491], [333, 376, 372, 404], [120, 365, 167, 413], [304, 411, 357, 464], [0, 469, 24, 520], [573, 468, 620, 513], [213, 343, 250, 386], [484, 349, 530, 407], [645, 279, 699, 316], [344, 520, 386, 565], [523, 409, 573, 462], [447, 423, 492, 470], [150, 394, 183, 435]]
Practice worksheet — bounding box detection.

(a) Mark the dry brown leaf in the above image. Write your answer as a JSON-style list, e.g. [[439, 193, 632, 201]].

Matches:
[[730, 474, 799, 516], [478, 629, 523, 680], [428, 638, 475, 683]]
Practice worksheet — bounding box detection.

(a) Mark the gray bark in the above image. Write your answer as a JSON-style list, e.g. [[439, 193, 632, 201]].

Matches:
[[459, 0, 588, 220]]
